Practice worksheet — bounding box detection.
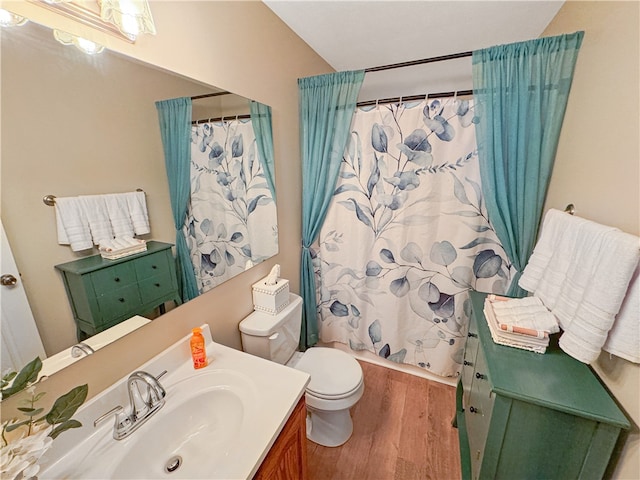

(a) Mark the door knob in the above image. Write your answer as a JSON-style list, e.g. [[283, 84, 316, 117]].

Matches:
[[1, 274, 18, 286]]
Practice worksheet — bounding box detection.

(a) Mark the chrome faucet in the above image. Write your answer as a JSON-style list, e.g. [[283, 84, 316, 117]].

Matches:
[[71, 342, 95, 358], [94, 370, 167, 440]]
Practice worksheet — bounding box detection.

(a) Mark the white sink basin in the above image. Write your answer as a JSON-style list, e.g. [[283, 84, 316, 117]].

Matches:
[[112, 370, 258, 479], [39, 326, 309, 480]]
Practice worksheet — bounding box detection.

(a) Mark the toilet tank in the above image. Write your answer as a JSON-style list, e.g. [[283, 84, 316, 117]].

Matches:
[[239, 293, 303, 365]]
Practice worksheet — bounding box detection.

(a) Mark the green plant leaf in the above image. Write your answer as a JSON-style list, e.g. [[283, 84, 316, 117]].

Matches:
[[45, 384, 88, 426], [18, 407, 44, 417], [49, 419, 82, 439], [0, 357, 42, 399], [5, 419, 31, 432]]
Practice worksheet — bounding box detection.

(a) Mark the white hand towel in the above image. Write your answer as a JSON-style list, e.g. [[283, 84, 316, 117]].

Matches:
[[54, 197, 93, 252], [519, 209, 591, 318], [603, 265, 640, 363], [104, 193, 134, 238], [125, 191, 150, 235], [78, 195, 114, 246], [559, 230, 640, 364], [553, 219, 616, 329]]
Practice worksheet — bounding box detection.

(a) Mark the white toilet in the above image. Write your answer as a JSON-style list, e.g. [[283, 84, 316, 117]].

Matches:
[[239, 293, 364, 447]]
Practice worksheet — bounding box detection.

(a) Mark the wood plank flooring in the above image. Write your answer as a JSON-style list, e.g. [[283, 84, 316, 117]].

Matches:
[[307, 360, 461, 480]]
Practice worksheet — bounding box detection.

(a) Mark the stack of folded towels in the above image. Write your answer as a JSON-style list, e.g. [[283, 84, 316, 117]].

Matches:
[[99, 236, 147, 260], [483, 294, 560, 354]]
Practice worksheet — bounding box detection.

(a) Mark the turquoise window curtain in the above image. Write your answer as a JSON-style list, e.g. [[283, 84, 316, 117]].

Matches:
[[472, 31, 584, 297], [249, 100, 277, 202], [155, 97, 199, 302], [299, 70, 365, 350]]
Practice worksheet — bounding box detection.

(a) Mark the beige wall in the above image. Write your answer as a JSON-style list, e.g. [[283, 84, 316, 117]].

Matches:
[[543, 2, 639, 478], [1, 0, 332, 411]]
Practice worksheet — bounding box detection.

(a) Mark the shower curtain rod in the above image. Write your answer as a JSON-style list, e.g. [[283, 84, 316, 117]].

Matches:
[[191, 114, 251, 125], [191, 91, 231, 100], [357, 89, 473, 107], [364, 50, 473, 73]]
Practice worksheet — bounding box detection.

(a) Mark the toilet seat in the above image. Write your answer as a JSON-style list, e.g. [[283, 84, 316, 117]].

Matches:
[[295, 347, 363, 399]]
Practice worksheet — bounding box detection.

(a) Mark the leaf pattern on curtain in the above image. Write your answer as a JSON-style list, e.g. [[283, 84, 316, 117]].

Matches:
[[187, 119, 278, 294], [315, 99, 510, 377]]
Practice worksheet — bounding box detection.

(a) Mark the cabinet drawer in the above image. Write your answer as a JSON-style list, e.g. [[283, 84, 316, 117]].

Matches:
[[139, 273, 175, 304], [91, 262, 137, 292], [96, 287, 142, 323], [465, 347, 494, 480], [134, 251, 171, 280], [461, 330, 480, 408]]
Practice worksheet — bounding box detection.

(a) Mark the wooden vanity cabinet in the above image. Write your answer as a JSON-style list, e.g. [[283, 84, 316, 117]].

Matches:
[[254, 397, 308, 480], [456, 291, 630, 480], [55, 241, 181, 340]]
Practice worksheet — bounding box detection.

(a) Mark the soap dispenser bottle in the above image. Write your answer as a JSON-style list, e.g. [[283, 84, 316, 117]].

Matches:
[[190, 327, 208, 369]]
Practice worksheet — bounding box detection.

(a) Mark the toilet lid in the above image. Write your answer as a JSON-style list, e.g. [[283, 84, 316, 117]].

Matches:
[[295, 348, 363, 399]]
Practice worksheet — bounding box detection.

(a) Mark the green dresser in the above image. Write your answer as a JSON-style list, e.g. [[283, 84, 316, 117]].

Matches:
[[456, 291, 629, 480], [55, 241, 181, 340]]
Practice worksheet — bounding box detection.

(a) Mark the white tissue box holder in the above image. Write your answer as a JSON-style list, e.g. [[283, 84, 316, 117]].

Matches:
[[252, 278, 290, 314]]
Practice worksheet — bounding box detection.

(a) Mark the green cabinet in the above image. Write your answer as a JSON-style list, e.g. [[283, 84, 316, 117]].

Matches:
[[55, 241, 181, 340], [456, 291, 629, 480]]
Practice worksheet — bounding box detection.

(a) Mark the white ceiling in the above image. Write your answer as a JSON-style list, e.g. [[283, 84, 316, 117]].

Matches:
[[264, 0, 565, 101]]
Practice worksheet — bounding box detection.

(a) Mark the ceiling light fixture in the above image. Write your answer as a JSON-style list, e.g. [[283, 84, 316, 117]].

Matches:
[[53, 29, 105, 55], [0, 9, 28, 27], [98, 0, 156, 40]]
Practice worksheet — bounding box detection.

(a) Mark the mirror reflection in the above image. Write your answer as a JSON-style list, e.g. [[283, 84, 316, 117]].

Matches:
[[0, 19, 278, 378]]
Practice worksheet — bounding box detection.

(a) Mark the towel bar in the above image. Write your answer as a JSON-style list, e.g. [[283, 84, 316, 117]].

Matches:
[[43, 189, 145, 206]]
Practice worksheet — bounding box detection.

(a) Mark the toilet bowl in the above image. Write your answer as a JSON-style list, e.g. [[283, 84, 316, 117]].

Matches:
[[239, 293, 364, 447]]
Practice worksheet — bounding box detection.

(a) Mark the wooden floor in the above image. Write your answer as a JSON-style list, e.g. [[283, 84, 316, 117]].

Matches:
[[307, 360, 461, 480]]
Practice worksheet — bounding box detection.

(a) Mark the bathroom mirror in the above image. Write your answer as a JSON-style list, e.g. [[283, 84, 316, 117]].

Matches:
[[0, 18, 278, 378]]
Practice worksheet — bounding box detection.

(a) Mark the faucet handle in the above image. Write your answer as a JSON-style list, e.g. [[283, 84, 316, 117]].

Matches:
[[94, 405, 131, 432]]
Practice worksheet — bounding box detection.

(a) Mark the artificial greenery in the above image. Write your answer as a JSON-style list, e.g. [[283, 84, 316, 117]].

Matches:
[[1, 357, 88, 440]]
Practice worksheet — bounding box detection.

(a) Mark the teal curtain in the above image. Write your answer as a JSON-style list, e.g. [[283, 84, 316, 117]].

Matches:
[[155, 97, 199, 302], [249, 101, 277, 202], [298, 70, 365, 350], [472, 32, 584, 297]]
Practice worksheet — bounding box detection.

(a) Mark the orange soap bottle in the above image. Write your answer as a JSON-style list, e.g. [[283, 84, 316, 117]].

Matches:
[[190, 327, 208, 369]]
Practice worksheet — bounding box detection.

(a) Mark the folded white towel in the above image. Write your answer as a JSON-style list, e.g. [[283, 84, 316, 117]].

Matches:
[[78, 195, 114, 246], [491, 297, 559, 335], [603, 265, 640, 363], [553, 219, 617, 330], [54, 197, 93, 252], [559, 229, 640, 364], [125, 191, 150, 235], [484, 301, 548, 354], [520, 209, 592, 322], [104, 193, 134, 238]]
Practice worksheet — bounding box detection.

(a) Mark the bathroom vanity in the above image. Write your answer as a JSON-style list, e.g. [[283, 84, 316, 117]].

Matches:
[[55, 241, 181, 340], [254, 397, 308, 479], [456, 291, 630, 479], [38, 325, 311, 479]]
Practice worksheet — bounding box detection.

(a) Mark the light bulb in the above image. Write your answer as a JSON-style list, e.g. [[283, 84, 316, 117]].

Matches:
[[0, 9, 28, 27]]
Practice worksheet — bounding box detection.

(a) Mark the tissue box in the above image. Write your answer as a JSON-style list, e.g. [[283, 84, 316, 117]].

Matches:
[[252, 277, 290, 314]]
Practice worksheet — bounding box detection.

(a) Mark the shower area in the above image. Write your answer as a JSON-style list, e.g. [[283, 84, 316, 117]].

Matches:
[[300, 33, 583, 379]]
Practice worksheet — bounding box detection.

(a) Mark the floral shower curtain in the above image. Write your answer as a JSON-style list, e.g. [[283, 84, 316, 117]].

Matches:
[[186, 119, 278, 294], [315, 98, 509, 377]]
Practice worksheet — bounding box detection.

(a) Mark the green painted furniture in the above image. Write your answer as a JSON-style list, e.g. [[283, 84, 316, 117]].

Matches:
[[55, 241, 181, 340], [456, 291, 629, 480]]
